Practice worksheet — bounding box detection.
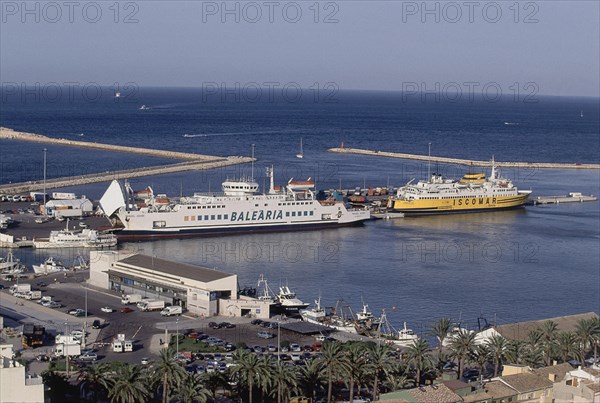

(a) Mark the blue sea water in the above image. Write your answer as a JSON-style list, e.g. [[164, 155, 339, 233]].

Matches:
[[1, 87, 599, 332]]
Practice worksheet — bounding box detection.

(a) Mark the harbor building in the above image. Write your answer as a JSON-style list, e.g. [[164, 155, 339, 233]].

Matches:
[[89, 251, 271, 318], [0, 344, 44, 403], [41, 198, 93, 218]]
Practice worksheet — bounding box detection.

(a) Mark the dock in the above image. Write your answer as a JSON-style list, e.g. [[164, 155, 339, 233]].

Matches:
[[328, 147, 600, 169], [0, 127, 254, 194], [531, 194, 597, 205]]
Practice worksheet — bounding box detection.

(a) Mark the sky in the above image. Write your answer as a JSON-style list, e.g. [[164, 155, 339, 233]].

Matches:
[[1, 1, 599, 97]]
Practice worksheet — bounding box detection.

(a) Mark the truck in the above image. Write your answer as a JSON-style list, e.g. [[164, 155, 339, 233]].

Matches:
[[9, 284, 31, 295], [137, 299, 165, 312], [112, 334, 133, 353], [51, 192, 76, 200], [54, 343, 81, 358], [24, 290, 42, 300], [55, 334, 80, 345], [161, 306, 183, 316], [121, 294, 143, 305], [22, 324, 45, 348]]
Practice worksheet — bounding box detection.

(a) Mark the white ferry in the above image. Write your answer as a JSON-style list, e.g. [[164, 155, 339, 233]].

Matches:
[[99, 167, 370, 240]]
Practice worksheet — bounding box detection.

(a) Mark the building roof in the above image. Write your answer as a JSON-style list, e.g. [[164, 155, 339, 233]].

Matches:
[[583, 367, 600, 377], [495, 312, 599, 341], [116, 254, 234, 283], [484, 380, 517, 399], [407, 384, 463, 403], [279, 321, 333, 335], [582, 380, 600, 393], [500, 373, 553, 393], [533, 362, 574, 382], [461, 391, 493, 403], [442, 380, 471, 392]]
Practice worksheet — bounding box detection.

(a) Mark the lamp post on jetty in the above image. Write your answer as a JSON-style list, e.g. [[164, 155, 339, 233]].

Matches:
[[43, 148, 47, 214]]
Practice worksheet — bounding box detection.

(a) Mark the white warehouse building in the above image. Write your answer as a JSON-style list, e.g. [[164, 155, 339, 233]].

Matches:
[[42, 198, 93, 218], [89, 251, 270, 318]]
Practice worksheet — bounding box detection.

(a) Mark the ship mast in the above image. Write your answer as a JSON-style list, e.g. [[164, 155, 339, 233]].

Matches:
[[251, 144, 255, 181], [427, 142, 432, 182]]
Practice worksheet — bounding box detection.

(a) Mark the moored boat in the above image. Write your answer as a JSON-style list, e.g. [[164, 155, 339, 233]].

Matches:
[[387, 158, 531, 215], [32, 257, 67, 275], [33, 221, 117, 248]]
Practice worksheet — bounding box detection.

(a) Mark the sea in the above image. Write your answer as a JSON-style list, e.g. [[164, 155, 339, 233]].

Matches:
[[1, 87, 599, 334]]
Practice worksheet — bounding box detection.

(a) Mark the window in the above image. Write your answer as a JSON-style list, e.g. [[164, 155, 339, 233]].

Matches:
[[224, 214, 228, 219], [211, 215, 215, 220], [204, 215, 209, 220], [292, 212, 296, 217], [217, 214, 222, 220], [198, 215, 202, 220], [286, 212, 290, 217]]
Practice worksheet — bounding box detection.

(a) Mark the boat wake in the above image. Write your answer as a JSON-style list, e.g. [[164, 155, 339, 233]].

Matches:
[[183, 129, 302, 138], [504, 122, 520, 126]]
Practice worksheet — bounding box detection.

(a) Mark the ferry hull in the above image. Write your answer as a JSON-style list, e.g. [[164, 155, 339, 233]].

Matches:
[[389, 193, 530, 216], [114, 220, 366, 241]]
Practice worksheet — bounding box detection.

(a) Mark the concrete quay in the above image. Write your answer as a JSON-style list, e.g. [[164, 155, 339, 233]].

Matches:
[[328, 147, 600, 169]]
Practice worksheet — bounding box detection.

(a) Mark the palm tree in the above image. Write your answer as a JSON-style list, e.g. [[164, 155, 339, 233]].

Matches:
[[430, 318, 452, 353], [151, 346, 187, 403], [576, 318, 596, 366], [344, 343, 368, 402], [202, 370, 229, 400], [557, 332, 578, 363], [540, 320, 559, 366], [486, 334, 507, 377], [447, 329, 476, 380], [470, 344, 491, 380], [505, 339, 526, 365], [256, 355, 274, 402], [271, 360, 299, 403], [319, 341, 349, 403], [107, 364, 150, 403], [232, 350, 268, 403], [298, 357, 326, 401], [367, 343, 394, 401], [591, 317, 600, 359], [404, 339, 433, 386], [78, 362, 111, 401], [173, 373, 210, 403]]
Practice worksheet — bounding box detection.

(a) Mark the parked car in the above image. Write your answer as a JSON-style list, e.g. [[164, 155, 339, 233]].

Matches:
[[257, 331, 275, 339], [250, 319, 263, 325], [92, 320, 102, 329], [100, 306, 114, 313], [79, 353, 98, 362], [48, 301, 62, 308], [68, 308, 86, 316], [141, 357, 152, 365]]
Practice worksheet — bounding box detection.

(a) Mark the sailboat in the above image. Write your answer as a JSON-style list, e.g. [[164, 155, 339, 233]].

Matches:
[[580, 110, 584, 118], [296, 138, 304, 159]]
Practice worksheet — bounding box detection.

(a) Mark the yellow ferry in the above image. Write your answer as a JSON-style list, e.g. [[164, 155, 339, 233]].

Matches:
[[387, 160, 532, 215]]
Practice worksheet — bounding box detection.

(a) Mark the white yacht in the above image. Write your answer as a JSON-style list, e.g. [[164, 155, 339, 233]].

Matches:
[[33, 221, 117, 248], [32, 257, 67, 275]]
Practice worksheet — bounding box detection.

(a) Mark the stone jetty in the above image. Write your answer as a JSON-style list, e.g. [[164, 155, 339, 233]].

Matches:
[[328, 147, 600, 169], [0, 127, 254, 194]]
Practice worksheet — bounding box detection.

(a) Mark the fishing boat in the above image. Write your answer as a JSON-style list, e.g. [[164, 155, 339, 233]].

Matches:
[[32, 257, 67, 275], [100, 166, 369, 240], [300, 298, 357, 334], [275, 285, 309, 311], [354, 299, 381, 333], [300, 297, 327, 324], [374, 309, 419, 347], [387, 158, 531, 215], [296, 138, 304, 159], [0, 252, 25, 274], [33, 220, 117, 248]]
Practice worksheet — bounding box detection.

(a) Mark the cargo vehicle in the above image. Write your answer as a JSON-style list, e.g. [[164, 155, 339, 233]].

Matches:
[[9, 284, 31, 294], [120, 294, 142, 305], [22, 324, 45, 348], [160, 306, 182, 316], [54, 343, 81, 358], [24, 290, 42, 300], [137, 299, 165, 312]]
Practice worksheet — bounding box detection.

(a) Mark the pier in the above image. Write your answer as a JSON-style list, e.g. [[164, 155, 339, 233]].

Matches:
[[0, 127, 254, 194], [328, 147, 600, 169]]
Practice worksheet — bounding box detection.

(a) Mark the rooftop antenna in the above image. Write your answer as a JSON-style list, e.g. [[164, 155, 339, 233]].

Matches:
[[427, 142, 432, 181], [251, 144, 255, 181]]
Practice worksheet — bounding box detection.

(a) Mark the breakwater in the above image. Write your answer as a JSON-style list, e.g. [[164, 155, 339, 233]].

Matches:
[[0, 127, 254, 193], [328, 147, 600, 169]]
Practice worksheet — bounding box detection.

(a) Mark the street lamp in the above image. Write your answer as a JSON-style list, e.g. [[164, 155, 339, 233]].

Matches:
[[43, 148, 47, 215], [176, 318, 179, 355], [277, 319, 281, 362], [82, 283, 88, 347], [65, 321, 70, 378]]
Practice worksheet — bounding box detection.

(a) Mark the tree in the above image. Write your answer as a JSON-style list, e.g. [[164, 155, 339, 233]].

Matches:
[[298, 357, 326, 401], [232, 350, 268, 403], [77, 363, 111, 402], [202, 370, 229, 400], [557, 332, 578, 363], [576, 318, 596, 366], [367, 343, 394, 401], [107, 364, 150, 403], [470, 344, 491, 380], [319, 341, 349, 403], [344, 343, 368, 402], [486, 334, 507, 377], [173, 373, 209, 403], [404, 339, 433, 386], [151, 346, 187, 403], [447, 329, 476, 380], [430, 318, 452, 353], [271, 360, 299, 403], [540, 321, 559, 366], [505, 339, 526, 365]]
